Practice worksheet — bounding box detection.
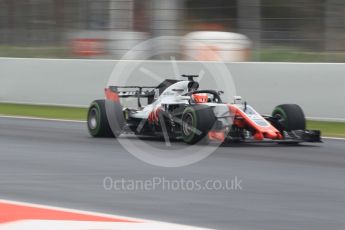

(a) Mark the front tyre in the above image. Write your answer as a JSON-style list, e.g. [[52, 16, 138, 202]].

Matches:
[[181, 105, 216, 144], [272, 104, 306, 132], [87, 100, 114, 137]]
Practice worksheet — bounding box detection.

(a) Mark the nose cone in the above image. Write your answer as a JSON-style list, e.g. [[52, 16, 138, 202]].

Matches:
[[265, 131, 279, 139]]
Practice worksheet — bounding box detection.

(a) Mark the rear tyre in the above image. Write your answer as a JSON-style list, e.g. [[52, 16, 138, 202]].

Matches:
[[181, 105, 216, 144], [272, 104, 306, 131], [87, 100, 114, 137]]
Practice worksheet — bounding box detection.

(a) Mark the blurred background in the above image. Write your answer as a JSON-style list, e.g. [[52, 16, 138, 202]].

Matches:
[[0, 0, 344, 62]]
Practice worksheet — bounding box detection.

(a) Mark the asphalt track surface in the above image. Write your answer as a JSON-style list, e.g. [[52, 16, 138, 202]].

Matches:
[[1, 117, 345, 230]]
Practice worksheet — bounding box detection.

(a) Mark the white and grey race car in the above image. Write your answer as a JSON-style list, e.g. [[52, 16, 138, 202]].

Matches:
[[87, 75, 320, 144]]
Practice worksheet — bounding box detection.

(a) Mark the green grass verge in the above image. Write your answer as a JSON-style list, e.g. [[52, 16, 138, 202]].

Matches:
[[0, 103, 345, 137], [254, 47, 345, 62], [307, 120, 345, 138], [2, 45, 345, 62], [0, 45, 70, 58], [0, 103, 87, 121]]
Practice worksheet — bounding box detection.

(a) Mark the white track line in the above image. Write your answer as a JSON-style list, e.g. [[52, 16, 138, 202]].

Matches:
[[322, 137, 345, 141], [1, 115, 344, 140], [0, 115, 85, 123]]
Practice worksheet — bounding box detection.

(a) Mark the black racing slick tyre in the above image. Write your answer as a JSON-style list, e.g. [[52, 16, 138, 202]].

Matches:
[[181, 105, 216, 144], [272, 104, 306, 131], [87, 100, 124, 137]]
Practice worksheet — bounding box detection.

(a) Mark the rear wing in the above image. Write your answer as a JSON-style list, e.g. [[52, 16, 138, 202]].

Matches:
[[104, 79, 180, 107], [105, 85, 156, 107]]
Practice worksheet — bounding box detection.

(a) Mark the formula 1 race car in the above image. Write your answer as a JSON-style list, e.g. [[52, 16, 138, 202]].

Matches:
[[87, 75, 321, 144]]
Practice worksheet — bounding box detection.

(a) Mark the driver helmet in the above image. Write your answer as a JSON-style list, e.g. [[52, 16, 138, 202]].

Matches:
[[192, 93, 208, 103]]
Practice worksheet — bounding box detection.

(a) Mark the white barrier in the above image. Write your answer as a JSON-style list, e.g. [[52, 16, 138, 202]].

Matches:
[[0, 58, 344, 121]]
